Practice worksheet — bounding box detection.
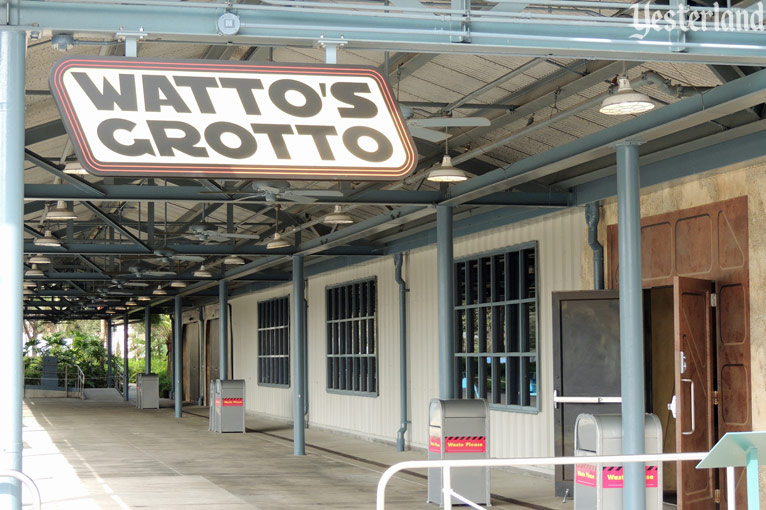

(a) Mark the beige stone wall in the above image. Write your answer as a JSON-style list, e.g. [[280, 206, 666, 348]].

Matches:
[[579, 162, 766, 497]]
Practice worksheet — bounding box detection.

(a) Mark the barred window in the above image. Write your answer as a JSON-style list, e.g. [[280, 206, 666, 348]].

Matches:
[[454, 243, 538, 411], [326, 278, 377, 396], [257, 296, 290, 387]]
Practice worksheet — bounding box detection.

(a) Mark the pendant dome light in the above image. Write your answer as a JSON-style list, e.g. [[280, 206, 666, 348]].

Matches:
[[25, 265, 45, 277], [170, 280, 188, 288], [47, 201, 78, 221], [323, 205, 354, 225], [267, 205, 292, 249], [34, 230, 61, 247], [600, 75, 655, 115], [193, 265, 212, 278], [427, 128, 467, 183], [223, 255, 246, 265], [29, 254, 51, 265]]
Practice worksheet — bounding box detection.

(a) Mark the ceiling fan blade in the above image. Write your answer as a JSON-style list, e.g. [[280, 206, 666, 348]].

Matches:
[[123, 282, 150, 287], [216, 232, 261, 240], [287, 189, 344, 197], [143, 271, 176, 277], [408, 117, 490, 128], [172, 255, 205, 262], [409, 126, 451, 143]]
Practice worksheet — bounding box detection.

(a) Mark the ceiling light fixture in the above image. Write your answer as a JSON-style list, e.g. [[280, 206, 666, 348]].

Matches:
[[23, 281, 36, 288], [137, 296, 152, 302], [125, 299, 138, 306], [266, 205, 292, 250], [25, 265, 45, 277], [193, 265, 212, 278], [223, 255, 245, 265], [63, 162, 88, 175], [599, 75, 655, 115], [33, 230, 61, 247], [105, 309, 116, 315], [115, 305, 127, 311], [152, 286, 168, 296], [47, 201, 78, 221], [170, 281, 188, 288], [427, 155, 468, 183], [29, 254, 51, 265], [323, 205, 354, 225], [23, 288, 34, 296]]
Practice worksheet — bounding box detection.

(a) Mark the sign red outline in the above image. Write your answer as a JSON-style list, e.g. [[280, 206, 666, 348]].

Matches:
[[49, 57, 417, 181]]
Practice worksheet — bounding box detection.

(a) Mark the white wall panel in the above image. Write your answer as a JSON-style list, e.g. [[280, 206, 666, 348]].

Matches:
[[229, 207, 584, 464], [231, 282, 294, 419]]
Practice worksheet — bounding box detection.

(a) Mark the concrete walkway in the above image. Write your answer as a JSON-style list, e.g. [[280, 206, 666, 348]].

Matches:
[[22, 397, 568, 510]]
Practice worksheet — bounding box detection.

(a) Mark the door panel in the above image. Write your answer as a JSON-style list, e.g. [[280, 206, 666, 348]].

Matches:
[[552, 291, 621, 497], [673, 277, 716, 509], [182, 322, 200, 403], [205, 318, 220, 405]]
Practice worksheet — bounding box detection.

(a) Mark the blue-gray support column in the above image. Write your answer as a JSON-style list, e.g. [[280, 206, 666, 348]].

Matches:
[[218, 280, 228, 380], [292, 255, 306, 456], [144, 306, 151, 374], [437, 206, 455, 399], [615, 141, 646, 510], [174, 295, 182, 418], [107, 319, 113, 387], [0, 29, 26, 510], [123, 315, 129, 401]]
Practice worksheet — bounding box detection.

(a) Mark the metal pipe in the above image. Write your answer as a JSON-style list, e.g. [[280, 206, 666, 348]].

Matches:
[[394, 253, 409, 451], [292, 255, 306, 455], [144, 305, 151, 374], [437, 206, 455, 399], [218, 280, 228, 380], [0, 29, 25, 510], [174, 295, 182, 418], [615, 141, 646, 510], [107, 318, 113, 387], [584, 202, 604, 290], [123, 314, 129, 401], [643, 70, 711, 98]]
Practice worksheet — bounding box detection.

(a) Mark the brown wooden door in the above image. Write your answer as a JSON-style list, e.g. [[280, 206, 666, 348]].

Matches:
[[673, 277, 716, 509]]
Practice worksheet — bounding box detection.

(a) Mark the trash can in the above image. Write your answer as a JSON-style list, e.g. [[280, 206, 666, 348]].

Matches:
[[136, 373, 159, 409], [212, 379, 245, 433], [427, 398, 490, 505], [574, 413, 662, 510]]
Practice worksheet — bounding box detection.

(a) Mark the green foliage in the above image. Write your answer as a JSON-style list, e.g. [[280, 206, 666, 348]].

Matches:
[[24, 329, 108, 388], [128, 357, 171, 397]]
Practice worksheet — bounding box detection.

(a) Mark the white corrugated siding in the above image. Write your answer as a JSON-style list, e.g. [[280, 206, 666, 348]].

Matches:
[[231, 282, 294, 419], [230, 207, 584, 463]]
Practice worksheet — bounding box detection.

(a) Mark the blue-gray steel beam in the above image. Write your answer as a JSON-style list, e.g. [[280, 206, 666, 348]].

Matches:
[[144, 305, 151, 374], [218, 280, 228, 380], [12, 1, 766, 65], [436, 206, 455, 399], [292, 255, 306, 455], [24, 271, 290, 282], [81, 202, 152, 253], [23, 150, 104, 198], [0, 29, 25, 510], [107, 319, 113, 388], [174, 295, 182, 418], [615, 141, 645, 510], [123, 316, 129, 401], [23, 184, 570, 207], [24, 242, 379, 257], [443, 68, 766, 205], [24, 120, 66, 146]]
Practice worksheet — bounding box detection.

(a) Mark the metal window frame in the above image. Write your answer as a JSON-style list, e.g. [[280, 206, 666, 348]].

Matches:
[[453, 241, 539, 413], [325, 277, 379, 397], [257, 295, 291, 388]]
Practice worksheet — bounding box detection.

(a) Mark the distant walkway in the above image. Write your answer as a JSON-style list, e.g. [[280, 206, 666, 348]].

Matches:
[[82, 388, 124, 402], [22, 398, 564, 509]]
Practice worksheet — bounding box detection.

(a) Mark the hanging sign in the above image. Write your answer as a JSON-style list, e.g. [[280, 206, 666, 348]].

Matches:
[[49, 57, 417, 180]]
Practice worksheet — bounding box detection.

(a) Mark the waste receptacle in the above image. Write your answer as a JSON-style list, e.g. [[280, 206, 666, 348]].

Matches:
[[212, 379, 245, 433], [136, 373, 159, 409], [427, 398, 489, 505], [574, 413, 662, 510]]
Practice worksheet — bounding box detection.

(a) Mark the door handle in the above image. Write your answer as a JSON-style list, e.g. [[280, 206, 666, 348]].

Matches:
[[552, 389, 621, 409], [681, 378, 695, 436]]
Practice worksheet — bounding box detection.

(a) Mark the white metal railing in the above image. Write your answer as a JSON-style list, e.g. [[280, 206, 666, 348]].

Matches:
[[377, 452, 737, 510], [0, 469, 42, 510]]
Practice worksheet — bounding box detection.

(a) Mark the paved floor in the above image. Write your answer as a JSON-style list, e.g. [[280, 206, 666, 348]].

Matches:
[[22, 396, 572, 510]]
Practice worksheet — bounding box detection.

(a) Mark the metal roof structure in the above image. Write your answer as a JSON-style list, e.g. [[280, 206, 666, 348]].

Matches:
[[14, 0, 766, 321]]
